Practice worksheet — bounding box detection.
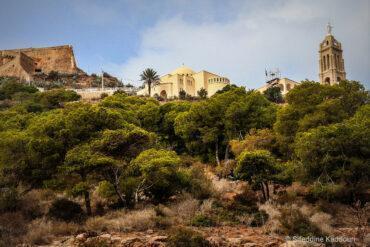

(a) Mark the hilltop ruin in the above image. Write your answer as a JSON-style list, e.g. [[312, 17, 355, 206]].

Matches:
[[0, 45, 121, 88], [0, 45, 84, 81]]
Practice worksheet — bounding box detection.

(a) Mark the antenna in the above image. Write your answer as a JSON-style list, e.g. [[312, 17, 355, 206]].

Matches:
[[265, 68, 281, 83]]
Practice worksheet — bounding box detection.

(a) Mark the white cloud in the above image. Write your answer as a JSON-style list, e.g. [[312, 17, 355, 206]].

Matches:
[[106, 0, 370, 88]]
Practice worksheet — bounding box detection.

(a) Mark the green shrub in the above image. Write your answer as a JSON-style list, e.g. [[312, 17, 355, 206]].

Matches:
[[47, 198, 85, 222], [191, 214, 216, 227], [307, 183, 347, 202], [100, 93, 109, 99], [0, 78, 38, 100], [167, 227, 210, 247], [186, 165, 214, 200]]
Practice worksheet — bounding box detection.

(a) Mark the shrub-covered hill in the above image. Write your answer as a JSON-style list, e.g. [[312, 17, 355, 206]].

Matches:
[[0, 77, 369, 246]]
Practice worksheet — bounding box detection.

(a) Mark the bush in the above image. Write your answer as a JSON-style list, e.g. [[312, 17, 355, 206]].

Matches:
[[250, 210, 269, 227], [233, 185, 258, 211], [186, 165, 214, 200], [0, 187, 19, 212], [167, 227, 210, 247], [215, 160, 236, 178], [279, 206, 323, 237], [47, 198, 85, 222], [100, 93, 109, 99], [307, 182, 348, 203], [0, 212, 27, 246], [191, 214, 216, 227]]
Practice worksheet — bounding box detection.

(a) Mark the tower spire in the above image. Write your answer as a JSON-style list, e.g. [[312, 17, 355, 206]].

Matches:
[[319, 23, 346, 85], [327, 22, 333, 35]]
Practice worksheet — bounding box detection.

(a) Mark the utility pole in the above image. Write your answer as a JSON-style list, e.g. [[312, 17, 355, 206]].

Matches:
[[101, 70, 104, 90]]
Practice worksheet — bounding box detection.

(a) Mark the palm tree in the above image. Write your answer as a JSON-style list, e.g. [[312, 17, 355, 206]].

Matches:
[[140, 68, 160, 96]]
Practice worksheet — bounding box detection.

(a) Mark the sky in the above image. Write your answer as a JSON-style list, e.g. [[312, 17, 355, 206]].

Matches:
[[1, 0, 369, 88]]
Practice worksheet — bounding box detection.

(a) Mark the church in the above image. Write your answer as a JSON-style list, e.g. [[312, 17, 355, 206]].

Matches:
[[137, 65, 230, 98], [258, 23, 346, 95], [318, 23, 346, 85]]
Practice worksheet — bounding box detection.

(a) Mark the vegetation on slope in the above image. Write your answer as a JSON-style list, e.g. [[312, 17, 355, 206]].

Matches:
[[0, 76, 368, 246]]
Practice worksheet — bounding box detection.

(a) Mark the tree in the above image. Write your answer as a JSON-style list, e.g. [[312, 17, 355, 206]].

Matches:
[[140, 68, 160, 96], [36, 89, 81, 109], [175, 88, 276, 164], [137, 101, 161, 132], [230, 128, 277, 157], [294, 104, 370, 202], [157, 101, 191, 152], [263, 86, 284, 103], [91, 128, 156, 206], [215, 84, 238, 95], [234, 150, 279, 201], [0, 103, 129, 194], [0, 77, 38, 100], [274, 80, 369, 157], [130, 149, 185, 202], [179, 89, 187, 100], [224, 91, 277, 139], [197, 88, 208, 99], [62, 144, 115, 215]]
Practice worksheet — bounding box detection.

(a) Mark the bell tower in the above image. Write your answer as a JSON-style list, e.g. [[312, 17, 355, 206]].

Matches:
[[319, 23, 346, 85]]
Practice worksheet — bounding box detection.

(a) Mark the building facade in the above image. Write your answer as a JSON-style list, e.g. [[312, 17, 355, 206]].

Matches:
[[257, 77, 298, 96], [137, 65, 230, 98], [319, 23, 346, 85]]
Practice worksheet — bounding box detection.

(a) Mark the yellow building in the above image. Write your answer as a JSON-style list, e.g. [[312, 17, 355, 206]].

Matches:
[[137, 65, 230, 98], [257, 77, 298, 96]]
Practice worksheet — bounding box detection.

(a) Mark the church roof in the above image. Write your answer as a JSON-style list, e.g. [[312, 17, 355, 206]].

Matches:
[[170, 65, 195, 75]]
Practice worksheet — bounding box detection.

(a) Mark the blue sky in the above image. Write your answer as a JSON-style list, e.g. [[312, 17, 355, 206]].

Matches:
[[1, 0, 369, 88]]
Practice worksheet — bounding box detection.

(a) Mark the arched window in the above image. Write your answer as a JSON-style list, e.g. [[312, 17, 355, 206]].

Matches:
[[160, 90, 167, 99], [325, 77, 330, 85], [323, 57, 326, 70], [327, 54, 330, 69], [337, 77, 341, 82]]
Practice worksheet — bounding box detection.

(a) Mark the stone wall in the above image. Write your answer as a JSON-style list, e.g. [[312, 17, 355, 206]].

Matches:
[[0, 45, 80, 75]]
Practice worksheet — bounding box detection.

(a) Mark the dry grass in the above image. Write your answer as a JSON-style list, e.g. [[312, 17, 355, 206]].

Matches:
[[258, 202, 282, 233], [85, 208, 157, 232], [259, 202, 334, 236], [22, 218, 81, 245], [200, 199, 214, 215], [0, 212, 27, 246], [309, 212, 333, 234], [84, 195, 202, 233], [206, 168, 247, 197], [169, 196, 199, 223], [23, 219, 54, 245]]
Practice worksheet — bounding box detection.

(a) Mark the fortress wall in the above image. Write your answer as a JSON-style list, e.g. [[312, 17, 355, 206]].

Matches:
[[0, 54, 32, 81], [0, 45, 78, 74]]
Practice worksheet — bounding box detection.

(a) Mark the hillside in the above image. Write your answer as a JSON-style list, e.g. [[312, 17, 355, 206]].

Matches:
[[0, 77, 368, 247]]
